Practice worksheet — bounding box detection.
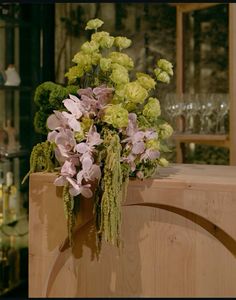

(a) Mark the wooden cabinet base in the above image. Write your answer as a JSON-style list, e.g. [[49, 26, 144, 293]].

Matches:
[[29, 164, 236, 297]]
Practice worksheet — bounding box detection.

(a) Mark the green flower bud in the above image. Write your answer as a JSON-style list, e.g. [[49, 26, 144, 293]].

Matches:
[[157, 59, 173, 76], [81, 41, 99, 54], [136, 72, 156, 90], [102, 104, 129, 128], [124, 81, 148, 104], [85, 18, 104, 30], [91, 31, 110, 42], [114, 36, 132, 50], [154, 68, 170, 84], [159, 123, 173, 139], [109, 52, 134, 70], [100, 35, 114, 49], [143, 97, 161, 119], [65, 66, 84, 83], [110, 64, 129, 85]]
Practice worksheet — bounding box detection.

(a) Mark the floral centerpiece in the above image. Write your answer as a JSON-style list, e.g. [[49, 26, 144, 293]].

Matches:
[[24, 18, 173, 248]]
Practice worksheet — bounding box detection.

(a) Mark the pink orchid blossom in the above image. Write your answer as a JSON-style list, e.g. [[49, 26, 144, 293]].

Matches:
[[140, 149, 160, 161], [47, 111, 69, 130]]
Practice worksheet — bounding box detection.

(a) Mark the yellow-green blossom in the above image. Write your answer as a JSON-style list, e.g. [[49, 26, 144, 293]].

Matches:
[[159, 123, 173, 139], [102, 104, 129, 128], [85, 18, 104, 30], [124, 81, 148, 104], [65, 65, 84, 83], [157, 59, 173, 76], [114, 36, 132, 50], [100, 58, 112, 72], [143, 97, 161, 119], [154, 68, 170, 84], [91, 52, 101, 65], [81, 41, 99, 54], [72, 52, 92, 68], [109, 52, 134, 70], [158, 157, 169, 167], [110, 64, 129, 85], [112, 85, 125, 104], [91, 31, 110, 42], [146, 139, 160, 150], [136, 72, 156, 90], [123, 102, 137, 112], [100, 36, 114, 49]]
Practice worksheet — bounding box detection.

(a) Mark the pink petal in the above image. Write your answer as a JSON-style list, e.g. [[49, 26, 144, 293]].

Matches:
[[47, 131, 58, 142], [68, 117, 81, 132], [75, 143, 89, 154], [47, 114, 61, 130], [54, 176, 66, 186], [132, 141, 145, 154]]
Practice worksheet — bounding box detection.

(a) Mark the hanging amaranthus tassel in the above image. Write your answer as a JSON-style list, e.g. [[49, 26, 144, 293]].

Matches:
[[97, 128, 127, 247], [62, 184, 76, 246]]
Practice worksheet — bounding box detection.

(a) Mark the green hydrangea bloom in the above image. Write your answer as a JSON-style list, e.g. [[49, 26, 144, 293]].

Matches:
[[91, 52, 101, 65], [100, 58, 112, 72], [143, 97, 161, 119], [102, 104, 129, 128], [114, 37, 132, 50], [154, 68, 170, 84], [159, 123, 173, 139], [72, 52, 92, 69], [110, 64, 129, 85], [91, 31, 110, 42], [157, 59, 173, 76], [65, 65, 84, 83], [136, 72, 156, 90], [124, 81, 148, 104], [81, 41, 99, 54], [85, 18, 104, 30], [100, 36, 114, 49], [112, 85, 125, 104], [109, 52, 134, 70]]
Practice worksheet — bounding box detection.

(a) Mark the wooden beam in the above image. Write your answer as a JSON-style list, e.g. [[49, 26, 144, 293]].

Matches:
[[229, 4, 236, 165], [176, 6, 183, 95], [173, 3, 220, 13]]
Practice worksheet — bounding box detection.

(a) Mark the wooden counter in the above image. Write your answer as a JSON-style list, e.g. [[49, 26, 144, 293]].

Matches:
[[29, 164, 236, 297]]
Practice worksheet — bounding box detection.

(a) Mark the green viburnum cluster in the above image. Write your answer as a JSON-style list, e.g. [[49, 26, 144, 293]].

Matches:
[[27, 18, 174, 249]]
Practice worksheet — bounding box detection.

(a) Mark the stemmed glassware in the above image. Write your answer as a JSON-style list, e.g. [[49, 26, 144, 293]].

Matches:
[[162, 93, 229, 135]]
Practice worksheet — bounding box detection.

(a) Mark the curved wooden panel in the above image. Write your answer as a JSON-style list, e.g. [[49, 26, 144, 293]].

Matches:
[[29, 165, 236, 297], [45, 205, 236, 297]]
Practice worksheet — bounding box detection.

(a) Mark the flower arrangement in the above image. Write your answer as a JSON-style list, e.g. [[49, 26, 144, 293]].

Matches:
[[24, 18, 173, 248]]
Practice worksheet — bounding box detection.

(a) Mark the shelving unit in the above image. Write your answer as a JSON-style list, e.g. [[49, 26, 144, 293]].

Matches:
[[0, 3, 55, 297], [174, 3, 236, 165]]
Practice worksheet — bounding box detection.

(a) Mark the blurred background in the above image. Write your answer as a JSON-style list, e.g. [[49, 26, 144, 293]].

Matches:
[[0, 2, 232, 297]]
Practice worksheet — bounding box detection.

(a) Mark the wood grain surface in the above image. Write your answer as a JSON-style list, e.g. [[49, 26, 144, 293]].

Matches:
[[29, 164, 236, 297]]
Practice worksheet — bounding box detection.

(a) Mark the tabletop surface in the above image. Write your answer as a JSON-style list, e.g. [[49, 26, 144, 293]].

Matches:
[[30, 163, 236, 187]]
